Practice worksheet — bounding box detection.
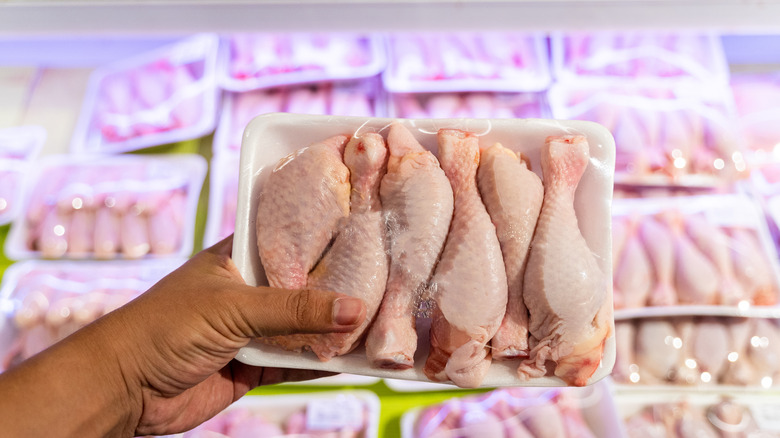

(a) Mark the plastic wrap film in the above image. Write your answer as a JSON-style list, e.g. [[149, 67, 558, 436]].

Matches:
[[0, 126, 45, 225], [548, 81, 745, 188], [383, 33, 551, 93], [551, 32, 729, 85], [611, 194, 780, 318], [218, 33, 386, 92], [618, 391, 780, 437], [401, 381, 623, 438], [231, 114, 615, 388], [4, 154, 207, 260], [70, 34, 220, 154], [388, 92, 549, 120], [0, 259, 185, 372], [731, 72, 780, 161], [613, 316, 780, 389]]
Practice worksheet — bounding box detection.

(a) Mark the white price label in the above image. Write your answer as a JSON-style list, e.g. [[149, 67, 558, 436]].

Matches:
[[305, 396, 364, 431], [703, 201, 759, 228], [750, 404, 780, 432]]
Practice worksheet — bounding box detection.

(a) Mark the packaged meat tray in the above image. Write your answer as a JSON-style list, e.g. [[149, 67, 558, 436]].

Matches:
[[613, 316, 780, 389], [401, 380, 624, 438], [232, 113, 616, 388], [0, 259, 185, 372], [731, 72, 780, 160], [217, 33, 386, 92], [174, 390, 380, 438], [70, 33, 219, 154], [612, 194, 780, 319], [388, 91, 549, 120], [0, 126, 46, 225], [213, 79, 383, 155], [617, 390, 780, 437], [382, 33, 551, 93], [4, 154, 207, 261], [551, 32, 729, 85], [548, 81, 745, 188]]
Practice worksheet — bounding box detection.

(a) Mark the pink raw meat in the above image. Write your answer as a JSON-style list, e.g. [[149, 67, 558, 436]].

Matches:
[[638, 216, 677, 306], [614, 216, 653, 308], [255, 134, 350, 290], [365, 123, 453, 370], [519, 135, 610, 387], [424, 129, 507, 388], [477, 143, 543, 360]]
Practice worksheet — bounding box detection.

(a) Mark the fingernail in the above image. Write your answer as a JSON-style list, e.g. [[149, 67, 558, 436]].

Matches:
[[333, 297, 363, 326]]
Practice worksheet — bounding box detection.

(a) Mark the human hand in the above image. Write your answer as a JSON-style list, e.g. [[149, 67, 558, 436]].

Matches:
[[97, 235, 367, 436]]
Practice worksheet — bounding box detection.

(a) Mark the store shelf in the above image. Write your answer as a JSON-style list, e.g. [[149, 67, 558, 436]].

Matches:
[[2, 0, 780, 35]]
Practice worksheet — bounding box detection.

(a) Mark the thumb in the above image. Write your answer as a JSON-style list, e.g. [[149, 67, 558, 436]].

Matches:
[[230, 287, 366, 338]]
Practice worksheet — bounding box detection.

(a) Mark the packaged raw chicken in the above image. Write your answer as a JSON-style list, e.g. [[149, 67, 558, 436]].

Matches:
[[217, 33, 385, 92], [549, 82, 746, 187], [71, 33, 219, 154], [401, 381, 623, 438], [613, 316, 780, 388], [389, 92, 548, 119], [176, 391, 379, 438], [617, 391, 780, 437], [213, 80, 382, 155], [731, 72, 780, 160], [0, 126, 45, 225], [231, 114, 615, 388], [4, 154, 206, 261], [0, 259, 184, 372], [383, 33, 551, 93], [612, 194, 780, 315], [551, 32, 729, 85]]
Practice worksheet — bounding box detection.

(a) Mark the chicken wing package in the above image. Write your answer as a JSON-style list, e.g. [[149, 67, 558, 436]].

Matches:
[[4, 154, 206, 261], [213, 79, 384, 155], [551, 32, 729, 85], [172, 391, 380, 438], [70, 33, 219, 154], [612, 316, 780, 389], [548, 81, 746, 188], [401, 380, 624, 438], [612, 193, 780, 318], [617, 391, 780, 437], [388, 91, 549, 120], [0, 126, 45, 225], [382, 33, 551, 93], [0, 259, 185, 372], [217, 33, 386, 92], [232, 113, 616, 388]]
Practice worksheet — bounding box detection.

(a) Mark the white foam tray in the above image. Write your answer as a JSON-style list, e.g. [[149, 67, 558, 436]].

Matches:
[[232, 113, 616, 388], [4, 153, 207, 261]]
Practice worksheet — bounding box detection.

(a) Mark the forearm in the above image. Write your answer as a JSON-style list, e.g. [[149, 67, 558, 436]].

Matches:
[[0, 316, 141, 437]]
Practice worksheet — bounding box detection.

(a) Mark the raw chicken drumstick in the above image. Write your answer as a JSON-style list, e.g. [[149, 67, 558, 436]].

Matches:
[[262, 133, 390, 361], [518, 135, 610, 387], [365, 123, 453, 370], [477, 143, 543, 359], [255, 134, 350, 290], [423, 129, 508, 388]]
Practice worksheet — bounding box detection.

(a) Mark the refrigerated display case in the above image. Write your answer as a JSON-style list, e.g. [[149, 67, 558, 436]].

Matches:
[[3, 2, 780, 437]]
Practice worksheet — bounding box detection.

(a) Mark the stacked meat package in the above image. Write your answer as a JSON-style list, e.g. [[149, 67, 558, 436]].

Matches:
[[0, 126, 45, 226], [551, 32, 780, 437]]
